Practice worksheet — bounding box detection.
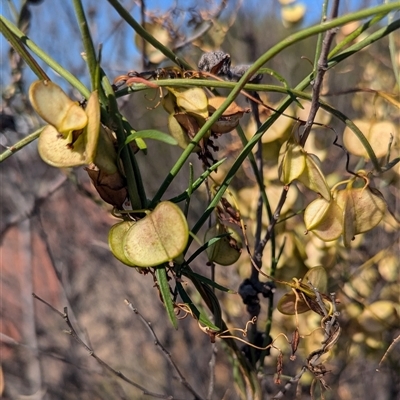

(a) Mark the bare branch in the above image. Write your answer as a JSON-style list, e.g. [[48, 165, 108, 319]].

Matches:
[[299, 0, 340, 147], [125, 299, 205, 400], [32, 294, 187, 400]]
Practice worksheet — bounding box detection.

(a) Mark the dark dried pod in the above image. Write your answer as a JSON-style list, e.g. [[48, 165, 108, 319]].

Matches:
[[290, 328, 300, 360], [275, 351, 283, 384], [221, 197, 240, 222], [198, 51, 231, 76]]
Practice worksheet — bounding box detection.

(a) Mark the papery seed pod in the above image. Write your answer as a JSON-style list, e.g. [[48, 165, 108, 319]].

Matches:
[[161, 91, 176, 114], [167, 113, 201, 152], [343, 120, 395, 160], [297, 152, 331, 201], [38, 125, 87, 168], [29, 80, 88, 137], [208, 96, 250, 134], [357, 300, 398, 333], [86, 166, 127, 208], [108, 221, 136, 266], [84, 91, 101, 163], [174, 113, 201, 139], [167, 87, 209, 118], [334, 186, 386, 247], [281, 3, 306, 27], [304, 197, 343, 241], [336, 187, 356, 247], [279, 142, 306, 184], [30, 81, 105, 169], [123, 202, 189, 267], [93, 126, 119, 175], [205, 224, 242, 266]]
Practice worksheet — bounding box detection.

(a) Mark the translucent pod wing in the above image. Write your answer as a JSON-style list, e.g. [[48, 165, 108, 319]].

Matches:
[[277, 291, 312, 315]]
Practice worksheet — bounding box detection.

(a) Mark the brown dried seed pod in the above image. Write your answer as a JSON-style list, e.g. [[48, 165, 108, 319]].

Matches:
[[198, 51, 231, 76]]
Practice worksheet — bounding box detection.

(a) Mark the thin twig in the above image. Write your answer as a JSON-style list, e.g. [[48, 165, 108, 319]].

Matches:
[[251, 90, 264, 286], [299, 0, 340, 147], [378, 333, 400, 369], [207, 265, 217, 399], [0, 332, 118, 372], [125, 299, 206, 400], [207, 344, 217, 400], [248, 90, 264, 343], [32, 293, 185, 400], [272, 366, 308, 399], [256, 185, 290, 256], [140, 0, 148, 70]]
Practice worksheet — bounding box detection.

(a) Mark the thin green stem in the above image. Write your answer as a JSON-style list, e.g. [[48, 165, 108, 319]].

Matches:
[[313, 0, 329, 73], [184, 163, 194, 217], [235, 125, 273, 225], [329, 12, 388, 58], [167, 159, 225, 203], [72, 0, 97, 91], [258, 68, 290, 88], [0, 128, 43, 163], [0, 16, 90, 98], [102, 75, 145, 209], [0, 18, 49, 80]]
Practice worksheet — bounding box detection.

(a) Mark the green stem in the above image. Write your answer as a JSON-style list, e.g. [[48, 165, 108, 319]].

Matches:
[[329, 12, 387, 58], [72, 0, 97, 91], [0, 16, 90, 98], [156, 267, 178, 329], [313, 0, 329, 73], [101, 74, 145, 209], [167, 159, 225, 203], [0, 18, 48, 80], [0, 128, 43, 163]]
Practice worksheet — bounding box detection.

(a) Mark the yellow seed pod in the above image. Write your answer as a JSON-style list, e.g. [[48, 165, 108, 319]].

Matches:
[[204, 224, 242, 266], [335, 186, 386, 246], [304, 198, 343, 241], [208, 96, 250, 134], [279, 142, 306, 185], [108, 221, 136, 267], [167, 87, 209, 118], [297, 153, 331, 200], [29, 80, 88, 137], [167, 114, 201, 152], [123, 202, 189, 267]]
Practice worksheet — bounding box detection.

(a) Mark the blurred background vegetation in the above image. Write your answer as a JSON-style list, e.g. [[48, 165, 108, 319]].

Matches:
[[1, 0, 399, 399]]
